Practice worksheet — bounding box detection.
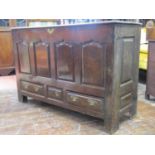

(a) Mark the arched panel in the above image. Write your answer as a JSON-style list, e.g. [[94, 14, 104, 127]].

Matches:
[[82, 41, 105, 86], [34, 41, 51, 77], [16, 41, 31, 74], [55, 41, 74, 81]]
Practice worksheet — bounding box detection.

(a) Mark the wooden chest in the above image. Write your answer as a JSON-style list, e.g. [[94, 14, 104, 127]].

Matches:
[[12, 21, 141, 133], [0, 28, 14, 76]]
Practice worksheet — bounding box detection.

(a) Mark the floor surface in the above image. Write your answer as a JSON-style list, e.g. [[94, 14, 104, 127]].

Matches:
[[0, 76, 155, 135]]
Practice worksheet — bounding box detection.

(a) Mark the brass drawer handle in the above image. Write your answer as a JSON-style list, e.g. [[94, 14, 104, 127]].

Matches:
[[70, 96, 78, 102], [88, 99, 96, 106], [24, 84, 28, 89]]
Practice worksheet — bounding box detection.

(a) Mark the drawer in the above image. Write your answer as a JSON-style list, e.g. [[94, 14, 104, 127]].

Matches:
[[20, 81, 44, 95], [66, 92, 103, 112], [47, 87, 62, 100]]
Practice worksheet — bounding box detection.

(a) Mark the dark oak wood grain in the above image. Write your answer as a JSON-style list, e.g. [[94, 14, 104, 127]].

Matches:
[[12, 22, 141, 134]]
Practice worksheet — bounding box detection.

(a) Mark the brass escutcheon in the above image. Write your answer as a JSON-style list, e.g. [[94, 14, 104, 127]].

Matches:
[[55, 92, 59, 97], [34, 87, 39, 92], [30, 42, 33, 47], [47, 28, 54, 34]]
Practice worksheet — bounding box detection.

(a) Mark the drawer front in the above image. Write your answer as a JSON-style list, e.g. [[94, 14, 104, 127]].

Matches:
[[66, 92, 103, 112], [20, 81, 44, 95], [47, 87, 62, 100]]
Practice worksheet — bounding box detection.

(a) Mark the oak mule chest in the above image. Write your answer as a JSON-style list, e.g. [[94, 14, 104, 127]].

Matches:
[[12, 21, 141, 133]]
